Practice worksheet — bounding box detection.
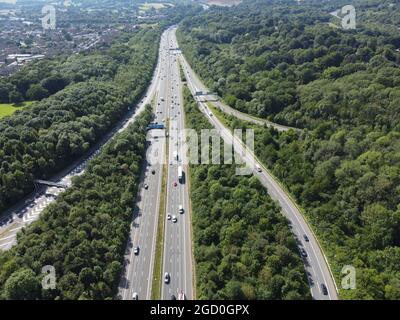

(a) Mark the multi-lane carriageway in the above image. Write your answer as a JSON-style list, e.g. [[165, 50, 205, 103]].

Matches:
[[172, 26, 338, 300], [0, 28, 165, 250], [119, 27, 193, 301], [0, 24, 338, 301], [121, 25, 338, 301]]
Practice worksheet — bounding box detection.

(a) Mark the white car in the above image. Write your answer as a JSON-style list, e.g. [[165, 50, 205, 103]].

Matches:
[[132, 292, 138, 300], [256, 165, 262, 173], [178, 205, 184, 214], [172, 215, 177, 223], [167, 214, 171, 220]]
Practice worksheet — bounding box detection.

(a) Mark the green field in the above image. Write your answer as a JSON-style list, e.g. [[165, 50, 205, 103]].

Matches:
[[0, 101, 34, 118], [139, 2, 169, 12], [139, 2, 173, 13]]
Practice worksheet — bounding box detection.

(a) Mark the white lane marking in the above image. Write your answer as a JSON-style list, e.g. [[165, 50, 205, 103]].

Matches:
[[180, 42, 334, 299], [0, 234, 18, 241], [9, 226, 22, 232], [0, 241, 14, 248]]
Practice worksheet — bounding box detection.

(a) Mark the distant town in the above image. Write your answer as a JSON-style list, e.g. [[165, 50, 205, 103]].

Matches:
[[0, 0, 170, 75]]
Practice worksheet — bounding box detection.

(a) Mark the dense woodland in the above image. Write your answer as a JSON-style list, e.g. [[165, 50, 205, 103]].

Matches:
[[177, 0, 400, 299], [0, 106, 152, 299], [184, 87, 310, 299], [0, 27, 160, 213]]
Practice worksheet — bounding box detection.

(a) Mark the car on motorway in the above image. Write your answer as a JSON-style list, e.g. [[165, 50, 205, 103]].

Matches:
[[300, 248, 307, 258], [172, 215, 177, 223], [171, 295, 176, 300], [179, 205, 184, 214], [173, 181, 177, 187], [144, 183, 148, 190], [321, 283, 328, 296], [152, 169, 156, 175], [164, 272, 170, 284], [178, 291, 186, 300], [255, 165, 262, 173], [134, 246, 140, 255], [303, 234, 309, 242], [167, 214, 171, 220], [132, 292, 138, 300]]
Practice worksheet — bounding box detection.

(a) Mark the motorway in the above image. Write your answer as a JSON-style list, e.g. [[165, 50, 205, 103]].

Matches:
[[173, 27, 339, 300], [119, 27, 194, 300], [0, 24, 338, 301], [118, 31, 169, 301], [161, 28, 193, 300], [117, 126, 165, 300], [0, 36, 164, 251]]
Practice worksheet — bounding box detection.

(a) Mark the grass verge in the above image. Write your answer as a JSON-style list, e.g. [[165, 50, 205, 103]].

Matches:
[[150, 141, 168, 299], [0, 101, 34, 118]]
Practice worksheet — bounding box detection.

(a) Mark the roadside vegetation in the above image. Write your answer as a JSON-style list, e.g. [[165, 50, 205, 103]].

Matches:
[[184, 86, 310, 299], [177, 0, 400, 299], [0, 106, 152, 300], [0, 28, 161, 213]]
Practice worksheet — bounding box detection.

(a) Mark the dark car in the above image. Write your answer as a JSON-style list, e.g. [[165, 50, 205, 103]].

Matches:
[[303, 234, 309, 242], [321, 283, 328, 296], [151, 169, 156, 175], [171, 295, 176, 300], [164, 272, 170, 284]]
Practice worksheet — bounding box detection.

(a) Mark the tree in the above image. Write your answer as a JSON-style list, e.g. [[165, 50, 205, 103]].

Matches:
[[9, 90, 23, 104], [4, 269, 41, 300], [41, 75, 69, 95], [26, 84, 49, 101]]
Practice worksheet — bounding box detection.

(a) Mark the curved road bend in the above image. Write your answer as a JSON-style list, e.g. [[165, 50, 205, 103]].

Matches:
[[177, 44, 300, 133], [173, 27, 338, 301]]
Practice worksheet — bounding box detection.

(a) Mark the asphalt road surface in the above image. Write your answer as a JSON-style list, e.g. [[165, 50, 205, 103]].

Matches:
[[174, 27, 339, 301], [117, 127, 165, 301], [118, 30, 172, 301], [0, 38, 164, 251], [161, 27, 193, 301], [179, 49, 299, 133]]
